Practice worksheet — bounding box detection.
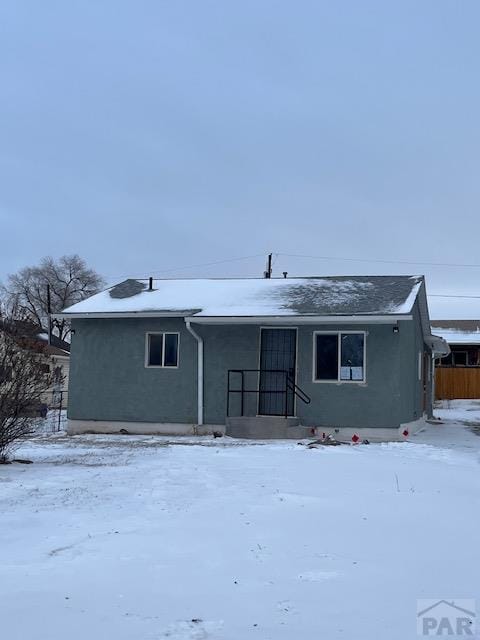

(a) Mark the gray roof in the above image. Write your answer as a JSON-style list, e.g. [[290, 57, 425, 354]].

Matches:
[[60, 275, 424, 317], [431, 320, 480, 332], [430, 320, 480, 345]]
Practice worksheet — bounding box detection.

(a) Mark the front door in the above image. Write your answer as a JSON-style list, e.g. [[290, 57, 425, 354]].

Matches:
[[258, 328, 297, 416]]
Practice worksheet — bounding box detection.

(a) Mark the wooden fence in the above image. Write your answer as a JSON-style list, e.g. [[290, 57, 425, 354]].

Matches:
[[435, 367, 480, 400]]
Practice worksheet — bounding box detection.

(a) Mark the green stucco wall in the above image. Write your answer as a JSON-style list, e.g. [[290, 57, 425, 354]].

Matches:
[[68, 314, 429, 429]]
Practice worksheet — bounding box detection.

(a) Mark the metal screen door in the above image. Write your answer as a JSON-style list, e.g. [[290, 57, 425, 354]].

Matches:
[[258, 328, 296, 416]]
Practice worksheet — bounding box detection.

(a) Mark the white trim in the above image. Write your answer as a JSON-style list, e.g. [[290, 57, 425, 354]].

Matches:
[[55, 312, 413, 323], [186, 315, 411, 325], [54, 311, 190, 319], [144, 332, 180, 368], [257, 327, 298, 417], [312, 330, 367, 384]]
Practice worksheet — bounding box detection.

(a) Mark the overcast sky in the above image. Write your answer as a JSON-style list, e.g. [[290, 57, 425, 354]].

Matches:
[[1, 1, 479, 318]]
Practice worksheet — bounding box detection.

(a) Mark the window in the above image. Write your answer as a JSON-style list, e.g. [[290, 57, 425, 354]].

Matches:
[[453, 351, 467, 366], [315, 334, 338, 380], [314, 332, 365, 382], [439, 349, 480, 367], [146, 333, 179, 368]]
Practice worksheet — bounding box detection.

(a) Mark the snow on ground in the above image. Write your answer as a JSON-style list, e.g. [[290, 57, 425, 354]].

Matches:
[[1, 408, 480, 640]]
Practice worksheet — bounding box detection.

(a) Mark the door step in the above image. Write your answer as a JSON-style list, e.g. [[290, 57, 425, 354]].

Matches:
[[226, 416, 304, 439]]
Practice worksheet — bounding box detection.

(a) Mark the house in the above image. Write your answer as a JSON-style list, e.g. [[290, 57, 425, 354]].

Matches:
[[0, 320, 70, 414], [16, 322, 70, 409], [57, 275, 448, 441], [35, 329, 70, 408], [431, 320, 480, 399]]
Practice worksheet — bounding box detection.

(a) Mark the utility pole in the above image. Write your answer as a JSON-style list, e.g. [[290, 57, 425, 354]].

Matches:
[[264, 253, 272, 279], [46, 284, 52, 345]]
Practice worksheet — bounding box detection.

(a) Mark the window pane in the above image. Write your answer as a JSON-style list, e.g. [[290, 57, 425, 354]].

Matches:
[[340, 333, 364, 381], [468, 350, 479, 366], [453, 351, 467, 366], [315, 334, 338, 380], [148, 334, 163, 366], [164, 333, 178, 367]]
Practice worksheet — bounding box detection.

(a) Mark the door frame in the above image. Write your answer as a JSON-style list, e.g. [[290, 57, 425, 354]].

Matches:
[[257, 326, 298, 417]]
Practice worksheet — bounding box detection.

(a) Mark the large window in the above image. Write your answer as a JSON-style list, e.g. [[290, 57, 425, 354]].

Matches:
[[145, 332, 179, 368], [314, 332, 366, 382]]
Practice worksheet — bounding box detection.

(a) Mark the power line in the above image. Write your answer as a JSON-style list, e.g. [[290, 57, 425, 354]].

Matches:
[[279, 252, 480, 269], [105, 253, 267, 281], [102, 251, 480, 299], [428, 294, 480, 299]]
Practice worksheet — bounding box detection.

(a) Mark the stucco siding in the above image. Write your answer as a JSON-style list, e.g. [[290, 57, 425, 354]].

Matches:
[[294, 323, 402, 429], [201, 324, 260, 424], [68, 318, 197, 423], [68, 315, 424, 430]]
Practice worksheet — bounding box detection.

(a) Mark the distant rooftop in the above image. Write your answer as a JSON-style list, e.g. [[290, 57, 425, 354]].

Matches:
[[431, 320, 480, 345], [60, 275, 424, 318]]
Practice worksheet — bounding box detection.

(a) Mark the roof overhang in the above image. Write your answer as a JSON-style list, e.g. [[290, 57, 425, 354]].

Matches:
[[185, 314, 413, 325], [55, 312, 413, 324], [53, 311, 188, 320]]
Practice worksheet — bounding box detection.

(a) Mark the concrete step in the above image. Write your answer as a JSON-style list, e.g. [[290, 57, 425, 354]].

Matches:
[[226, 416, 303, 439]]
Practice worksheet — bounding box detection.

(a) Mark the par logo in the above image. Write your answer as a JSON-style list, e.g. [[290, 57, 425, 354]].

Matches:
[[417, 600, 476, 636]]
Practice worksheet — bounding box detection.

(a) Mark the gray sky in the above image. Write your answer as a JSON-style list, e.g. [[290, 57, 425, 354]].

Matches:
[[1, 1, 479, 318]]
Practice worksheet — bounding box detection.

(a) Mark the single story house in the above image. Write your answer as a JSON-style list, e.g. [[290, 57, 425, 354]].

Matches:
[[431, 320, 480, 399], [57, 275, 448, 441]]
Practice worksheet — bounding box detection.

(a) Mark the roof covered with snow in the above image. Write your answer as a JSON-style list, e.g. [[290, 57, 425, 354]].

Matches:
[[431, 320, 480, 345], [60, 275, 424, 318]]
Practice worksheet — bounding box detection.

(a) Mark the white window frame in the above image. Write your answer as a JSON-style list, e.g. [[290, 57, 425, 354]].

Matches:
[[312, 331, 367, 384], [145, 332, 180, 369]]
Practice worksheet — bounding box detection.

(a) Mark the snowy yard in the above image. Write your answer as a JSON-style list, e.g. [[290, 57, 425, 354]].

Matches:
[[1, 407, 480, 639]]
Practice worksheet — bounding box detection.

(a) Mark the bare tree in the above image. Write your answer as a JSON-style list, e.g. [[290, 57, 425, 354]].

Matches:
[[0, 307, 53, 463], [2, 255, 104, 341]]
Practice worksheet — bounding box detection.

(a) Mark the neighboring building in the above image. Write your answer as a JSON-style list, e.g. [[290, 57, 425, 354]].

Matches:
[[0, 320, 70, 414], [35, 330, 70, 408], [58, 275, 447, 441], [431, 320, 480, 399], [431, 321, 480, 367]]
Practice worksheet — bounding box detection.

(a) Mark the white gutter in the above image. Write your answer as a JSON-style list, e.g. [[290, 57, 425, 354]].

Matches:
[[52, 311, 191, 320], [185, 320, 203, 426], [184, 314, 413, 325], [54, 312, 413, 323]]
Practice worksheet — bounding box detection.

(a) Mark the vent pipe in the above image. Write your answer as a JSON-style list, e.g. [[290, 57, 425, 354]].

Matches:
[[148, 277, 153, 291]]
